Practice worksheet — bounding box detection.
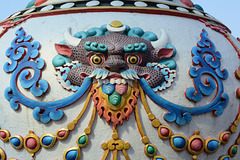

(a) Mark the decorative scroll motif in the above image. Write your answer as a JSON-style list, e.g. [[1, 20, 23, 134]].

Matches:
[[140, 29, 229, 125], [186, 29, 228, 102], [4, 27, 92, 124]]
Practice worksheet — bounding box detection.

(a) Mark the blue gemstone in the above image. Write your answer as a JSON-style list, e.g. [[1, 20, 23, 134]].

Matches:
[[42, 136, 53, 146], [102, 83, 115, 95], [223, 157, 230, 160], [173, 137, 186, 149], [207, 140, 220, 152], [10, 137, 21, 147], [156, 158, 164, 160], [66, 150, 78, 160]]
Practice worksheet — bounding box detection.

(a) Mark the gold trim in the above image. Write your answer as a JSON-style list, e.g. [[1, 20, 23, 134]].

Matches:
[[67, 89, 92, 131], [135, 104, 149, 144]]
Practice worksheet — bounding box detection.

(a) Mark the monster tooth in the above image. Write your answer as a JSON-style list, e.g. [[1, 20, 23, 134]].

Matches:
[[121, 79, 127, 84], [96, 72, 102, 79], [92, 79, 97, 83], [101, 72, 108, 79], [121, 72, 128, 80], [116, 79, 122, 84], [110, 79, 116, 84], [132, 73, 140, 79], [97, 79, 103, 88], [126, 73, 135, 80], [88, 70, 97, 78], [104, 79, 110, 84], [127, 80, 133, 87]]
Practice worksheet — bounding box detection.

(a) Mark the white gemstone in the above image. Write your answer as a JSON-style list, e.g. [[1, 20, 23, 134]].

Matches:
[[10, 11, 21, 18], [23, 8, 35, 15], [40, 5, 54, 12], [134, 1, 147, 7], [110, 0, 124, 6], [156, 4, 169, 9], [86, 1, 100, 7], [193, 10, 204, 16], [176, 7, 189, 13], [121, 79, 127, 84], [116, 79, 122, 84], [60, 3, 75, 9], [110, 79, 116, 84]]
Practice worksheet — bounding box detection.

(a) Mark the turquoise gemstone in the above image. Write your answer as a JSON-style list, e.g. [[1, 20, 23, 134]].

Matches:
[[147, 145, 156, 155], [232, 147, 238, 155], [42, 136, 53, 146], [102, 83, 115, 95], [173, 137, 186, 149], [78, 135, 87, 145], [207, 140, 219, 152], [109, 91, 122, 106], [10, 137, 21, 147], [66, 150, 78, 160]]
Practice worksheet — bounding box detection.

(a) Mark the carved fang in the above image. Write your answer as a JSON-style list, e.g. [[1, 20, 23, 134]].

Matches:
[[151, 29, 169, 49], [64, 27, 81, 46]]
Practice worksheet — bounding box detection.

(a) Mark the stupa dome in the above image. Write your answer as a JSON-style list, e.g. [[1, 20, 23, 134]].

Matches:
[[0, 0, 239, 160]]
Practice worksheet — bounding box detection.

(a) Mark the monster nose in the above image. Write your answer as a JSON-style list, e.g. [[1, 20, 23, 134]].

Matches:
[[104, 55, 129, 72]]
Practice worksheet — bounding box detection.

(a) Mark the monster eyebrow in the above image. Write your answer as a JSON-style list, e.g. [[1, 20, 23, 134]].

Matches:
[[124, 43, 148, 54], [84, 41, 108, 53]]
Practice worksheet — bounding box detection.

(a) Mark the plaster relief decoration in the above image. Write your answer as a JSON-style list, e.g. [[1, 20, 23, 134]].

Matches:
[[3, 21, 229, 159]]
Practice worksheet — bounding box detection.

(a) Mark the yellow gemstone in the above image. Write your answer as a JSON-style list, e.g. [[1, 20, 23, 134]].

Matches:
[[111, 21, 122, 28]]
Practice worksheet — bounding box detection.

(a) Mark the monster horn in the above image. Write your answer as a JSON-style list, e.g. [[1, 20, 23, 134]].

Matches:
[[151, 29, 169, 49], [64, 27, 81, 46]]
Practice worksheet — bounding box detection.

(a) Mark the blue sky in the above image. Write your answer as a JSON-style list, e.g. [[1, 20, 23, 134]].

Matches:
[[0, 0, 239, 38]]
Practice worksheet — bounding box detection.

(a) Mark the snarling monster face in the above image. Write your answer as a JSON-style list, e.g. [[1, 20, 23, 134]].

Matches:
[[55, 29, 174, 89], [54, 26, 175, 126]]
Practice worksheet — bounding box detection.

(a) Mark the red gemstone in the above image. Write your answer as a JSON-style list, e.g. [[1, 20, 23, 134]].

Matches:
[[181, 0, 194, 7], [222, 133, 230, 142], [160, 127, 169, 137], [58, 130, 66, 137], [190, 138, 203, 152], [0, 131, 7, 139], [26, 138, 37, 149]]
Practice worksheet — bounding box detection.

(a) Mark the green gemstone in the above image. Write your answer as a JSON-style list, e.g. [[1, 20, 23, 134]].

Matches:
[[78, 135, 87, 145], [109, 91, 122, 106], [232, 147, 238, 155], [147, 145, 156, 155]]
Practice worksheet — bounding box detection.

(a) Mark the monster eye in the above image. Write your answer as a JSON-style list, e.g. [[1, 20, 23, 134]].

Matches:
[[89, 54, 105, 65], [126, 54, 141, 65]]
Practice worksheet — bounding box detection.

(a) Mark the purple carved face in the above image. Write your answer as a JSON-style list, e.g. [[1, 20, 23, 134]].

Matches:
[[55, 32, 173, 88]]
